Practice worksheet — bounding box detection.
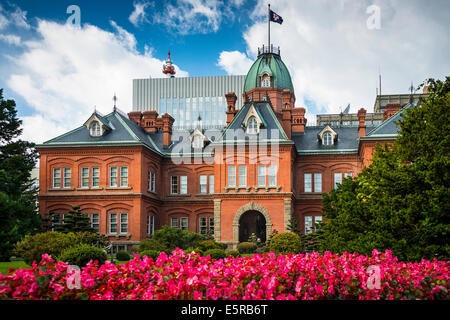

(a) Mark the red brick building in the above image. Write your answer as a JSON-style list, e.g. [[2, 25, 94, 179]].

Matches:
[[37, 48, 406, 252]]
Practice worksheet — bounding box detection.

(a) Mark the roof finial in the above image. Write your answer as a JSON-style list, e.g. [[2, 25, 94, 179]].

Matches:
[[113, 93, 117, 111]]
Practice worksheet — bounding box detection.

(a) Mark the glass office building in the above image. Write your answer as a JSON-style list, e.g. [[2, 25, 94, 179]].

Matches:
[[132, 75, 246, 129]]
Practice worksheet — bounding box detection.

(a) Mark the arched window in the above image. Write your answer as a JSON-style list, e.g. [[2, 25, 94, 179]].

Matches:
[[261, 75, 270, 88], [323, 132, 333, 145], [90, 121, 101, 136], [192, 135, 203, 149], [247, 116, 258, 134]]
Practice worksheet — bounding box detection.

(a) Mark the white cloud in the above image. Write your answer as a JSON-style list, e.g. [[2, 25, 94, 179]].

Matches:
[[129, 1, 152, 27], [219, 0, 450, 121], [217, 50, 253, 75], [153, 0, 223, 34], [0, 34, 21, 46], [9, 5, 31, 29], [6, 20, 188, 144]]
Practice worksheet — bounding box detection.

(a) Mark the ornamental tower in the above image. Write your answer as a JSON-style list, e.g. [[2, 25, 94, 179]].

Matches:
[[162, 50, 176, 78]]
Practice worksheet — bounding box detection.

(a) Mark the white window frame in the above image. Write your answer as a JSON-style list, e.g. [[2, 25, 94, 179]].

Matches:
[[171, 217, 178, 228], [247, 117, 258, 134], [304, 173, 312, 192], [180, 176, 187, 194], [180, 217, 188, 231], [344, 172, 352, 179], [315, 216, 323, 232], [209, 216, 214, 235], [120, 166, 128, 187], [91, 213, 99, 232], [109, 213, 117, 234], [268, 165, 277, 187], [81, 167, 89, 188], [258, 165, 266, 187], [110, 167, 118, 187], [323, 132, 333, 145], [238, 166, 247, 187], [63, 168, 71, 188], [120, 213, 128, 234], [334, 172, 342, 188], [200, 175, 207, 194], [199, 217, 208, 235], [209, 175, 214, 194], [147, 215, 155, 236], [305, 216, 313, 234], [314, 173, 322, 193], [53, 168, 61, 189], [171, 176, 178, 194], [90, 121, 101, 136], [92, 167, 100, 188], [228, 166, 236, 187]]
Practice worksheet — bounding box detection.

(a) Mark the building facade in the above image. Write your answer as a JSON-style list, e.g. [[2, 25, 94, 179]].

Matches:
[[37, 47, 407, 252], [132, 75, 246, 129]]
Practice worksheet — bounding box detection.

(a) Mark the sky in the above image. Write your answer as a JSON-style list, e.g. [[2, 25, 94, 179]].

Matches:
[[0, 0, 449, 143]]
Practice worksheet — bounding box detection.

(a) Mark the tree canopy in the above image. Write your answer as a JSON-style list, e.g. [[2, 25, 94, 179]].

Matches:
[[318, 77, 450, 261], [0, 89, 41, 261]]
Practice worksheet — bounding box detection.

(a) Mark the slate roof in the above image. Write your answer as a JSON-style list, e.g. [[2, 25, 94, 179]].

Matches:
[[292, 125, 375, 155], [219, 101, 290, 143], [365, 103, 411, 138]]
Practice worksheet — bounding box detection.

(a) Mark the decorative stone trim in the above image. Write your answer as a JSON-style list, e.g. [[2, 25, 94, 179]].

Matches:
[[76, 187, 104, 191], [283, 198, 292, 232], [106, 187, 132, 190], [232, 202, 273, 244], [213, 200, 222, 242], [48, 188, 75, 191]]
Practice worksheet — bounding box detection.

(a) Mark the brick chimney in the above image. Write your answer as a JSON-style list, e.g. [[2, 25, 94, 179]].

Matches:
[[225, 92, 238, 126], [142, 110, 159, 133], [281, 90, 292, 139], [162, 113, 175, 148], [383, 102, 401, 120], [291, 107, 307, 133], [128, 111, 142, 126], [357, 108, 367, 137]]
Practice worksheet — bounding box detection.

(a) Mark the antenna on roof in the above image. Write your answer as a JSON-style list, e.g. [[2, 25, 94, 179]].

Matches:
[[113, 93, 117, 111], [378, 67, 382, 96], [409, 81, 415, 104]]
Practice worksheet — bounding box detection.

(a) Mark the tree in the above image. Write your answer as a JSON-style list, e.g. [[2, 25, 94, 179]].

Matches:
[[53, 206, 96, 233], [318, 78, 450, 261], [0, 89, 41, 261]]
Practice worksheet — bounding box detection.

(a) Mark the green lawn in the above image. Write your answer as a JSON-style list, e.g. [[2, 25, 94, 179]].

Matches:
[[0, 261, 30, 275]]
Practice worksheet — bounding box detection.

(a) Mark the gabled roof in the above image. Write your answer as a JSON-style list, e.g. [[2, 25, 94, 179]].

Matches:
[[40, 110, 162, 154], [365, 103, 412, 138], [219, 101, 290, 143]]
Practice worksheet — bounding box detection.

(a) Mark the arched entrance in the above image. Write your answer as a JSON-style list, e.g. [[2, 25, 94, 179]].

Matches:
[[232, 202, 273, 245], [239, 211, 266, 242]]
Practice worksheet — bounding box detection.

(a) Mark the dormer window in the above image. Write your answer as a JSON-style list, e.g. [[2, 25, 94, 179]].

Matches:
[[261, 74, 271, 88], [323, 132, 332, 145], [318, 125, 338, 146], [90, 121, 101, 137], [247, 117, 258, 134], [193, 134, 203, 149]]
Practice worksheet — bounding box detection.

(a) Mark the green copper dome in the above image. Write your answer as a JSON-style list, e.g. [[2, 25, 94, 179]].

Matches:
[[243, 52, 294, 93]]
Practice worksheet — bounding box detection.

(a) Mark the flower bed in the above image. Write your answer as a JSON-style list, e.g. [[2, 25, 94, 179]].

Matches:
[[0, 249, 448, 300]]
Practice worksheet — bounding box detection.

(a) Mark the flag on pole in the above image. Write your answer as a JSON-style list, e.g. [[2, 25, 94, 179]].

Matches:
[[269, 9, 283, 24]]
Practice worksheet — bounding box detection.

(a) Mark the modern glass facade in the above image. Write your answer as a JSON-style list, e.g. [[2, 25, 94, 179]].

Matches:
[[132, 75, 246, 129]]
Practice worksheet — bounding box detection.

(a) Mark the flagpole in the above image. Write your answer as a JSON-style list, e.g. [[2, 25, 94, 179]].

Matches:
[[268, 3, 270, 50]]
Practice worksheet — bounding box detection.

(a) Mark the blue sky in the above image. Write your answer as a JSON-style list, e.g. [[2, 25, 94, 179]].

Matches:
[[0, 0, 449, 143]]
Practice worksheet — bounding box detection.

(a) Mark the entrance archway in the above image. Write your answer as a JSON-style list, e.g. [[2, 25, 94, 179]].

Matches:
[[232, 202, 273, 245], [239, 210, 266, 242]]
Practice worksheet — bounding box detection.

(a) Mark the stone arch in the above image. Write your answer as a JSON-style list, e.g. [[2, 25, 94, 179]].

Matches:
[[232, 202, 273, 245]]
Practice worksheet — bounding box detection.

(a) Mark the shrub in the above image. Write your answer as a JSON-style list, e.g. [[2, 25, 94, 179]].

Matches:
[[227, 250, 241, 257], [116, 251, 130, 261], [14, 232, 78, 265], [204, 249, 226, 260], [197, 240, 226, 252], [269, 232, 302, 255], [58, 244, 107, 267], [185, 247, 203, 256], [139, 250, 160, 260], [237, 242, 257, 254], [13, 231, 108, 265], [151, 226, 205, 252], [137, 238, 166, 253]]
